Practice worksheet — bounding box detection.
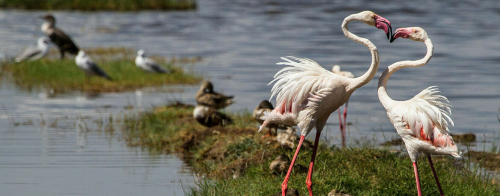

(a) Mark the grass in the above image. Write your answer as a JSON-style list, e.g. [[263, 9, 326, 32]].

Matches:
[[122, 103, 500, 196], [1, 48, 201, 93], [0, 0, 197, 11]]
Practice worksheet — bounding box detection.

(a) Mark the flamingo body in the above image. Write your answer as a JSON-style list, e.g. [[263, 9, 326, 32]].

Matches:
[[260, 11, 393, 196], [381, 27, 461, 196]]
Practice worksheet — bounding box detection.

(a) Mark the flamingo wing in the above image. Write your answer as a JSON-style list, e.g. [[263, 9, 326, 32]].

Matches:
[[260, 56, 337, 131], [390, 86, 457, 149]]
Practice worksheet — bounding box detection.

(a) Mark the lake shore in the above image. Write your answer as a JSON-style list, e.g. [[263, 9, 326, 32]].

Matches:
[[122, 103, 500, 196]]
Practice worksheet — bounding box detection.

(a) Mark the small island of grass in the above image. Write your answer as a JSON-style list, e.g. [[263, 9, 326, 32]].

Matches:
[[1, 48, 202, 93], [0, 0, 196, 11], [122, 103, 500, 196]]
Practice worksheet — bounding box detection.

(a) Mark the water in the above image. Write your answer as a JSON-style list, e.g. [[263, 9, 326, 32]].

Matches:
[[0, 0, 499, 195]]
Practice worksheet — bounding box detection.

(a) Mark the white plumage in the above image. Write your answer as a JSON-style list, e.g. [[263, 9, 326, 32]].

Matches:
[[135, 50, 171, 74], [75, 51, 112, 81], [380, 26, 460, 196], [15, 37, 50, 62], [261, 11, 393, 196]]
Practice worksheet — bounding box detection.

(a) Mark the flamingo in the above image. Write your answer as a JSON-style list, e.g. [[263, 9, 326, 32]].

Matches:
[[331, 65, 355, 148], [380, 27, 461, 196], [259, 11, 392, 196]]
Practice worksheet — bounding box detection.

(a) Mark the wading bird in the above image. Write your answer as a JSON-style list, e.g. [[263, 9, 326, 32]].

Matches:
[[40, 14, 79, 59], [15, 37, 50, 62], [380, 27, 461, 196], [135, 50, 172, 74], [75, 51, 112, 81], [331, 65, 355, 148], [196, 81, 234, 110], [259, 11, 392, 196]]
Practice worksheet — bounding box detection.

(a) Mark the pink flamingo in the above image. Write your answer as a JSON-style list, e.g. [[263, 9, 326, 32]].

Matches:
[[260, 11, 392, 196], [331, 65, 354, 148], [380, 27, 461, 196]]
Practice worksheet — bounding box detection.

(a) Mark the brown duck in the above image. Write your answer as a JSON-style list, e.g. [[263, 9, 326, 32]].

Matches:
[[195, 81, 234, 110]]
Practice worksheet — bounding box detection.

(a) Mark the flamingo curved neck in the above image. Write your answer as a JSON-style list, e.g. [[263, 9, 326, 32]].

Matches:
[[341, 14, 379, 92], [378, 38, 433, 109]]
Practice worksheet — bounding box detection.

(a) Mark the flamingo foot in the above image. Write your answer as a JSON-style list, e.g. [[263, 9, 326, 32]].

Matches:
[[281, 182, 288, 196], [306, 162, 314, 196]]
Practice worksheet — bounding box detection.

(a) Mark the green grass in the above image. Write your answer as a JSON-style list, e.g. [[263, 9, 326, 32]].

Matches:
[[0, 0, 197, 11], [1, 56, 201, 93], [122, 103, 500, 196]]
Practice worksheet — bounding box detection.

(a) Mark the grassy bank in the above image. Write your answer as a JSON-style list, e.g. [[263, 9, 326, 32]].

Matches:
[[0, 0, 197, 11], [122, 103, 500, 196], [1, 48, 201, 93]]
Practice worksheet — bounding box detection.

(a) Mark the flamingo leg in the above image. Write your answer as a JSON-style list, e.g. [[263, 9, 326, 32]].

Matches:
[[413, 162, 422, 196], [427, 155, 444, 196], [282, 135, 305, 196], [306, 130, 322, 196], [337, 109, 345, 148], [342, 101, 349, 148]]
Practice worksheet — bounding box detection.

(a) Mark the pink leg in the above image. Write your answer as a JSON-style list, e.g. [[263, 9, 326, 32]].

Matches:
[[342, 101, 349, 148], [282, 135, 305, 196], [427, 155, 444, 196], [338, 109, 345, 148], [413, 162, 422, 196], [306, 130, 322, 196]]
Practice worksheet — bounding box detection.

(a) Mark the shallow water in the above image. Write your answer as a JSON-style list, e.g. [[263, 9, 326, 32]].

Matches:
[[0, 0, 499, 195]]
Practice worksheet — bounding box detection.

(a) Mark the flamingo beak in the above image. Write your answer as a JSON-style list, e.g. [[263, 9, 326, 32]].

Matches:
[[390, 28, 412, 43], [374, 15, 392, 40]]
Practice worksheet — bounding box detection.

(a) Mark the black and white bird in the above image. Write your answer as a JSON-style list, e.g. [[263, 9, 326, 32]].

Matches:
[[135, 50, 171, 74], [75, 51, 112, 81], [40, 14, 79, 59], [15, 37, 50, 62]]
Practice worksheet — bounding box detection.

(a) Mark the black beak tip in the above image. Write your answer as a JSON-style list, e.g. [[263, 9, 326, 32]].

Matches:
[[390, 36, 395, 43], [386, 32, 390, 40]]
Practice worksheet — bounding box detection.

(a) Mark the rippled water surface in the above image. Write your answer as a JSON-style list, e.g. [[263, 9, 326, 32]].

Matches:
[[0, 0, 499, 195]]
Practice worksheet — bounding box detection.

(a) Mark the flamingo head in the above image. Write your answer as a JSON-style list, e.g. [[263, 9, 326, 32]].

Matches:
[[358, 11, 392, 40], [390, 27, 428, 43]]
